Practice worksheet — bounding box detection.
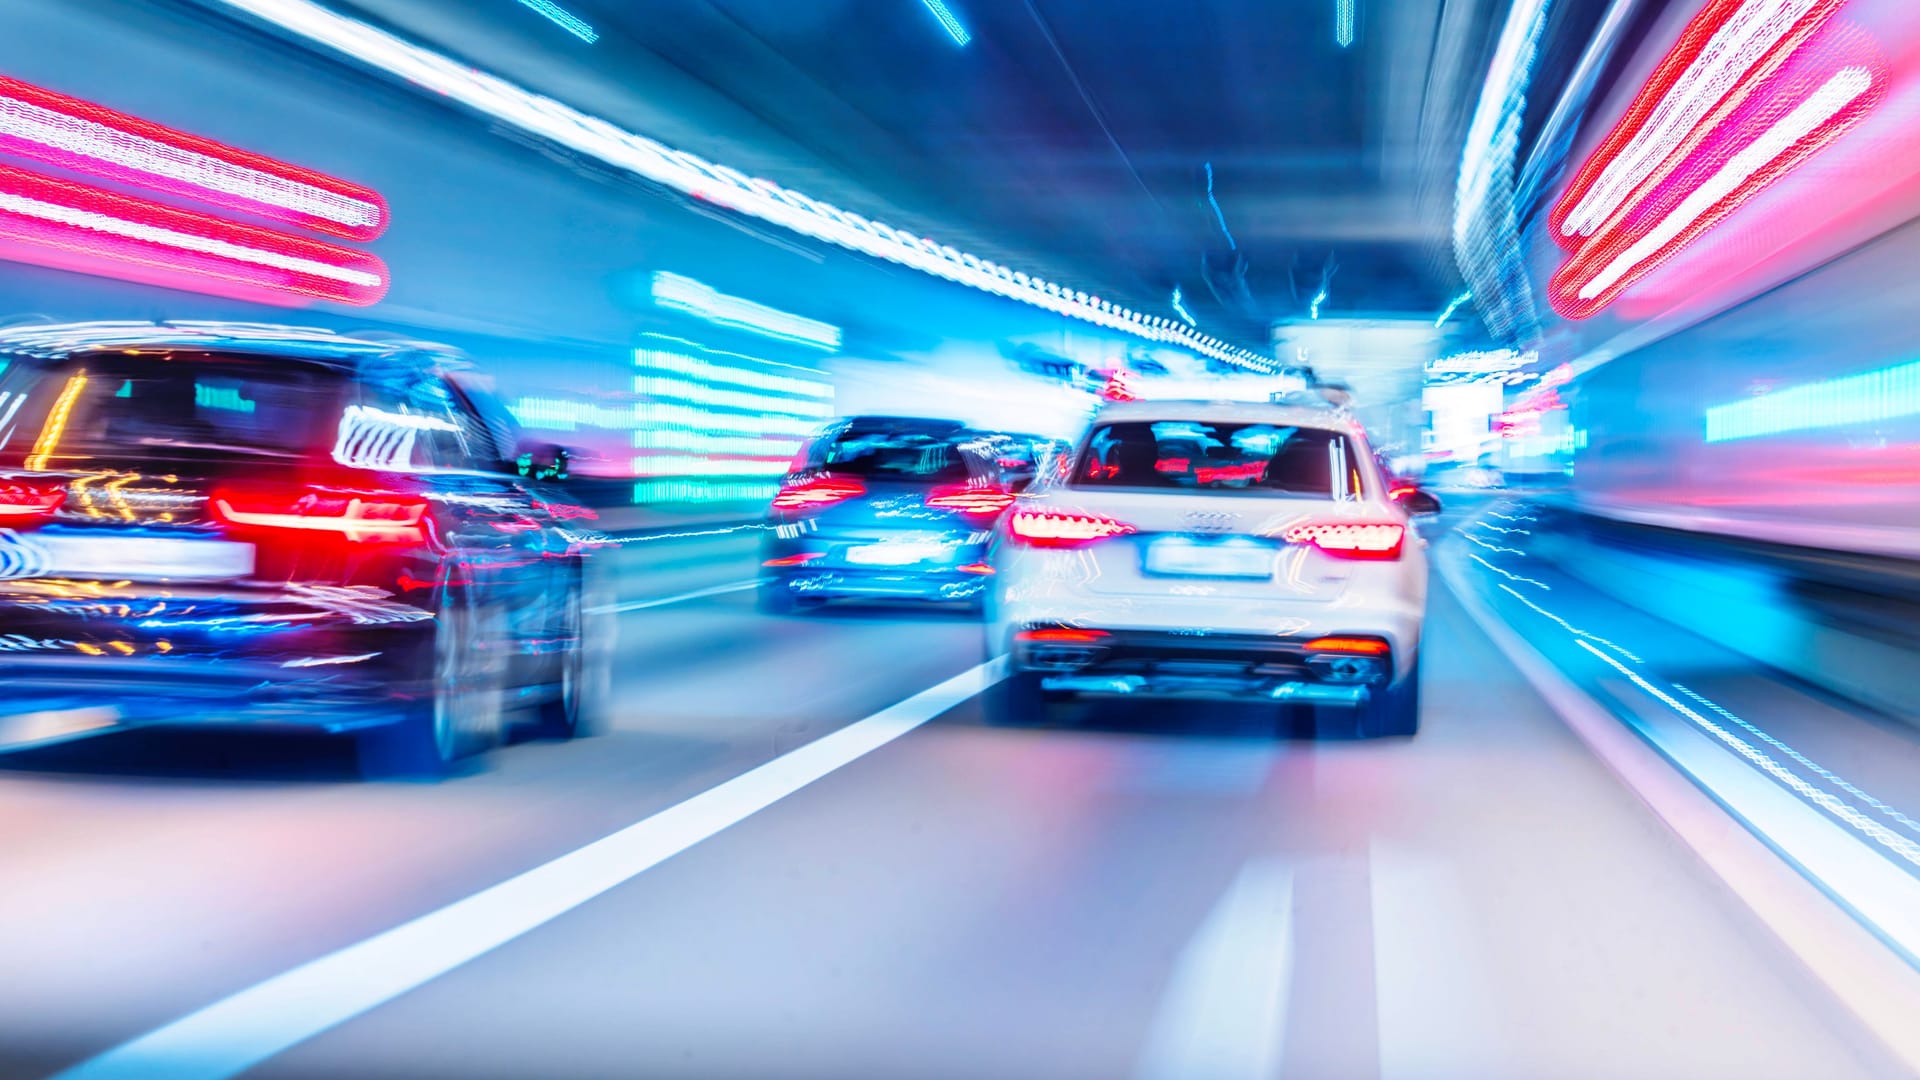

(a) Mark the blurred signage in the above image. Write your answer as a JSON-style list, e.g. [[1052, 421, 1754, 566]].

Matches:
[[0, 74, 389, 306]]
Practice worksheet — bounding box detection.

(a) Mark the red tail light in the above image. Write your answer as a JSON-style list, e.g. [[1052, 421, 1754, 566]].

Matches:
[[1007, 509, 1135, 549], [209, 485, 430, 544], [762, 552, 824, 567], [1016, 627, 1109, 644], [771, 476, 865, 513], [0, 479, 66, 526], [925, 485, 1015, 519], [1302, 636, 1391, 656], [1284, 521, 1405, 560]]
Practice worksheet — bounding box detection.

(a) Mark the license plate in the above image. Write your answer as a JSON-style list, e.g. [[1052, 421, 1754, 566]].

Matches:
[[1143, 537, 1275, 579], [845, 542, 948, 566], [1, 533, 255, 581]]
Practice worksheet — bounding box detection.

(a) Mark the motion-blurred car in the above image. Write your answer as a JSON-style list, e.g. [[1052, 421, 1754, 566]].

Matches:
[[985, 400, 1437, 736], [0, 321, 609, 776], [760, 416, 1013, 611]]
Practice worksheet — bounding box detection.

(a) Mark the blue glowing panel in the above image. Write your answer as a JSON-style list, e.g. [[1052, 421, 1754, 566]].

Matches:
[[651, 272, 841, 352], [1705, 359, 1920, 443], [632, 340, 833, 503], [920, 0, 972, 46], [1335, 0, 1355, 47], [516, 0, 598, 43]]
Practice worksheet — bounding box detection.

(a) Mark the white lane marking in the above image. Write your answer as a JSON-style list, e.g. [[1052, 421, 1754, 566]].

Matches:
[[1370, 843, 1504, 1080], [587, 577, 761, 614], [1134, 857, 1293, 1080], [613, 522, 772, 544], [55, 659, 1006, 1080]]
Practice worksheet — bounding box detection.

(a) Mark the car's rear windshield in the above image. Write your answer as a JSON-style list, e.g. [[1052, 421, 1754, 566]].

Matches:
[[808, 426, 979, 483], [1071, 420, 1366, 497], [0, 351, 346, 466]]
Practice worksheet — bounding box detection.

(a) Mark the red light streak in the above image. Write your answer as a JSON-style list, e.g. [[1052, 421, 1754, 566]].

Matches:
[[0, 163, 389, 307], [0, 75, 388, 240]]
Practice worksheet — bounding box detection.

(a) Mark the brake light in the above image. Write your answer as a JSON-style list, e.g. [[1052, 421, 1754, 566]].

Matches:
[[0, 479, 66, 525], [209, 485, 430, 544], [1302, 636, 1391, 656], [1016, 627, 1109, 644], [1007, 509, 1135, 549], [925, 485, 1015, 518], [770, 476, 864, 513], [1284, 521, 1405, 560], [1389, 485, 1417, 502]]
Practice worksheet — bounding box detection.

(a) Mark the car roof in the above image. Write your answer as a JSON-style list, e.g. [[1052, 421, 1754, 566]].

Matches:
[[0, 320, 462, 370], [1090, 398, 1363, 434]]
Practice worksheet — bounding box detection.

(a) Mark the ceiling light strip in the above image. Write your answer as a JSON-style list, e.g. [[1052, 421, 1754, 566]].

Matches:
[[199, 0, 1271, 370], [0, 74, 387, 240]]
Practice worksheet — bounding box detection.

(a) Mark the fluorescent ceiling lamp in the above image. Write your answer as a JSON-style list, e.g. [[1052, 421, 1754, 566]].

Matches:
[[516, 0, 598, 44], [199, 1, 1272, 371], [651, 271, 842, 351], [1335, 0, 1356, 47], [920, 0, 971, 46]]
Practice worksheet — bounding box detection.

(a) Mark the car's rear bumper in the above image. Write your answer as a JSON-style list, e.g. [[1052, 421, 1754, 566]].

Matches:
[[767, 566, 991, 603], [1008, 628, 1395, 707]]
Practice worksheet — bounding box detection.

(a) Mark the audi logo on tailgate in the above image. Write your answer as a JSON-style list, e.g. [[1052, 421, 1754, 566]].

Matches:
[[1181, 511, 1239, 533]]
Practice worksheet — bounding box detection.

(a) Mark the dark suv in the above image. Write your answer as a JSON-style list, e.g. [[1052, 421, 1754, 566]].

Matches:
[[0, 321, 609, 775], [760, 416, 1012, 611]]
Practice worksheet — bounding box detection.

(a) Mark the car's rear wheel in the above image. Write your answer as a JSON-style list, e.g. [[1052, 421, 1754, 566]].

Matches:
[[529, 562, 611, 740], [358, 585, 508, 778], [986, 670, 1058, 726], [1359, 655, 1420, 738]]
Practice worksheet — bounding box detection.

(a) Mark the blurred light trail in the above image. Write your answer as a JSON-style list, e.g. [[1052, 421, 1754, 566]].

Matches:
[[1705, 357, 1920, 442], [1433, 289, 1472, 328], [0, 163, 388, 306], [515, 0, 598, 43], [1203, 162, 1237, 251], [1309, 286, 1327, 319], [1452, 0, 1550, 341], [197, 0, 1273, 369], [919, 0, 971, 46], [1171, 286, 1195, 326], [650, 271, 841, 351], [0, 74, 387, 240], [1553, 0, 1842, 245], [1335, 0, 1356, 47], [50, 661, 1006, 1080], [1567, 66, 1875, 308]]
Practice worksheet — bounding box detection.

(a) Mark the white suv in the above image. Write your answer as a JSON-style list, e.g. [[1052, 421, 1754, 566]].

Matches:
[[984, 400, 1435, 736]]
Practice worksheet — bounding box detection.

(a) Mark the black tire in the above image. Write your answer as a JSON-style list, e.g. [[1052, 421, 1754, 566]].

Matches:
[[985, 670, 1055, 727], [358, 587, 508, 778], [1359, 656, 1421, 738], [528, 563, 612, 740]]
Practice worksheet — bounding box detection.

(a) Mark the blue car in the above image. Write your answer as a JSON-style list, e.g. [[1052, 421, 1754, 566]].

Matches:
[[0, 322, 609, 776], [759, 416, 1016, 612]]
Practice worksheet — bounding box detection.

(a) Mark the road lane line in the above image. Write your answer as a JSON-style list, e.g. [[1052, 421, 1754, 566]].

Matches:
[[1134, 857, 1293, 1080], [1369, 843, 1504, 1079], [54, 659, 1006, 1080], [588, 577, 761, 614]]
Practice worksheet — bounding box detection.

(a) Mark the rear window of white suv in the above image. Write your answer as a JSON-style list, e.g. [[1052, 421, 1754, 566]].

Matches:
[[1072, 421, 1365, 497]]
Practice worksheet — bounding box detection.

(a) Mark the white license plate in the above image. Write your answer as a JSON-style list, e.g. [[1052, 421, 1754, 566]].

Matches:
[[845, 542, 948, 566], [1144, 538, 1275, 579], [1, 534, 256, 581]]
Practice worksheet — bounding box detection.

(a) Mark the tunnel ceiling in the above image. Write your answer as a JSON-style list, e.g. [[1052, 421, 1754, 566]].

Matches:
[[334, 0, 1521, 350]]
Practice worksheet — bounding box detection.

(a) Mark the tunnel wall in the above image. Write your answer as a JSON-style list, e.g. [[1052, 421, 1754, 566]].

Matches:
[[1520, 0, 1920, 558], [0, 0, 1160, 496]]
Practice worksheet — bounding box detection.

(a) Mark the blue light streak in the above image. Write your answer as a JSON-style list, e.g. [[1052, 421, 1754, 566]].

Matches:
[[1433, 289, 1473, 328], [515, 0, 598, 43], [1335, 0, 1355, 47], [1706, 358, 1920, 442], [1171, 287, 1196, 327], [1204, 163, 1237, 251], [1309, 287, 1327, 320], [920, 0, 971, 46]]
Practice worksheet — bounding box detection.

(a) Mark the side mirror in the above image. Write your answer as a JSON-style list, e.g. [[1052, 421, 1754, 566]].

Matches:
[[517, 444, 573, 482], [1394, 487, 1442, 516]]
